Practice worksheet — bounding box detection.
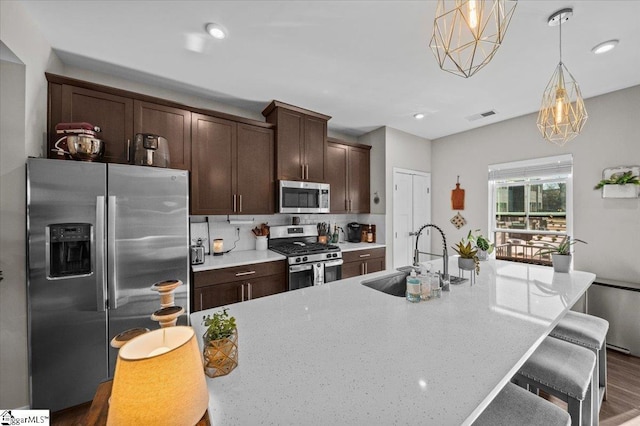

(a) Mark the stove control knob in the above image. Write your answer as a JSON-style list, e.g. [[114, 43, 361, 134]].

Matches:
[[326, 254, 331, 259], [333, 253, 338, 258], [303, 256, 308, 262], [295, 257, 301, 263]]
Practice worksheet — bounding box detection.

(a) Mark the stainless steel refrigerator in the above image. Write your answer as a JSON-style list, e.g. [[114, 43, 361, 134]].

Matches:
[[26, 158, 189, 411]]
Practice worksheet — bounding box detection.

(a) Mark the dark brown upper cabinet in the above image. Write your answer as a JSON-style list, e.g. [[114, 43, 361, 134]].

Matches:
[[262, 101, 330, 182], [46, 73, 272, 173], [58, 85, 134, 164], [191, 113, 274, 216], [133, 101, 191, 170], [326, 138, 371, 214]]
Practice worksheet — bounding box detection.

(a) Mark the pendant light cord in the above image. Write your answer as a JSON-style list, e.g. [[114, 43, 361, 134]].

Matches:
[[558, 15, 563, 64]]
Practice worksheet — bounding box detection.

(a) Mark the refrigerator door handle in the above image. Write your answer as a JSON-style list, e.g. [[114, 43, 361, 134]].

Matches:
[[95, 196, 106, 312], [107, 195, 119, 309]]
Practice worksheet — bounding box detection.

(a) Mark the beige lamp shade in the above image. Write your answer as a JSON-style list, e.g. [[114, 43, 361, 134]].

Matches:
[[107, 326, 209, 426]]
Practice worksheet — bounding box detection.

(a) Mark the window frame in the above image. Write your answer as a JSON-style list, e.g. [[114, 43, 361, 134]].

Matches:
[[488, 155, 574, 264]]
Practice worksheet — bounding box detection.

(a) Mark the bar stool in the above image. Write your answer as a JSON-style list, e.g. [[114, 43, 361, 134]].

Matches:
[[474, 382, 570, 426], [514, 336, 596, 426], [550, 311, 609, 409]]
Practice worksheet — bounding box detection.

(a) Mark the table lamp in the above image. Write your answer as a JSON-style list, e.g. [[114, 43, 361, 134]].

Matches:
[[107, 326, 209, 426]]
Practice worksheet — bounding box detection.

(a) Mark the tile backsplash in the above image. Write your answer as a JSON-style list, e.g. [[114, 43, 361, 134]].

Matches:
[[190, 213, 385, 253]]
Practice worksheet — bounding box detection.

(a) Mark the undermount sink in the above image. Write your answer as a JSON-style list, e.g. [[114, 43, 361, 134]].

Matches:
[[362, 267, 469, 297], [361, 271, 410, 297]]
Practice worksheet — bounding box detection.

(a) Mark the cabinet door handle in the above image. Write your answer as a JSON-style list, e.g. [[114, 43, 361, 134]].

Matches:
[[247, 282, 252, 300], [239, 194, 243, 212], [126, 139, 131, 163], [301, 164, 305, 180], [200, 293, 203, 311], [349, 199, 352, 212], [305, 164, 309, 180], [365, 263, 368, 274], [233, 194, 237, 212], [359, 253, 371, 258], [361, 263, 365, 275], [241, 284, 245, 302], [235, 270, 256, 277]]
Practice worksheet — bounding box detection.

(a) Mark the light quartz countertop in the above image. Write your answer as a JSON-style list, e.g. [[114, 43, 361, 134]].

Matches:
[[192, 244, 385, 272], [334, 241, 386, 252], [191, 250, 286, 272], [191, 258, 595, 425]]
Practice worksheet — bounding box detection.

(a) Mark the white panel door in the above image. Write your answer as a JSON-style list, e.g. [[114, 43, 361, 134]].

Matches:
[[393, 172, 414, 268], [413, 173, 431, 257]]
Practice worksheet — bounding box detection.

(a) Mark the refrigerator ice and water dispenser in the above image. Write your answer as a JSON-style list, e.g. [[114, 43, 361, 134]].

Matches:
[[46, 223, 92, 278]]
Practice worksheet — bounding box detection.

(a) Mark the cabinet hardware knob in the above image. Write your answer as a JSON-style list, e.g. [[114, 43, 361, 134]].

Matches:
[[235, 271, 256, 277]]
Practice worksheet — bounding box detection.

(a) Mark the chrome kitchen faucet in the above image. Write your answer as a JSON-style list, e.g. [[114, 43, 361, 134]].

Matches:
[[410, 223, 455, 291]]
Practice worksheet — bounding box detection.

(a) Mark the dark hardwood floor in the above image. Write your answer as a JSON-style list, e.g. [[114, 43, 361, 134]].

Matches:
[[51, 350, 640, 425]]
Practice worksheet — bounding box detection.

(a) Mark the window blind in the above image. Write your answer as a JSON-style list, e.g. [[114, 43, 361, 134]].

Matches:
[[488, 154, 573, 182]]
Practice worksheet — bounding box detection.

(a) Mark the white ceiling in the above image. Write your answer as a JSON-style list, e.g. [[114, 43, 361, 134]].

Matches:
[[19, 1, 640, 140]]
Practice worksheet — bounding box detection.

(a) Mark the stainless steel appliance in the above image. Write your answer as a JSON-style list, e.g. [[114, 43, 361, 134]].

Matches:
[[130, 133, 170, 167], [347, 222, 362, 242], [191, 239, 205, 265], [27, 158, 189, 411], [587, 280, 640, 356], [279, 180, 330, 214], [269, 225, 342, 290]]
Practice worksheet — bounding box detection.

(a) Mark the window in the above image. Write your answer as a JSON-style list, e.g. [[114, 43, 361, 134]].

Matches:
[[489, 155, 573, 266]]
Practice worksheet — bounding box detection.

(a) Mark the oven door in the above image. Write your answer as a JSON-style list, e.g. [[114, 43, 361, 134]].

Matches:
[[289, 260, 343, 290], [323, 259, 343, 283], [289, 264, 314, 291]]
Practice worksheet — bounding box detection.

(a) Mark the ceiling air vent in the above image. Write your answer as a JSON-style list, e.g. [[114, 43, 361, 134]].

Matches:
[[466, 110, 497, 122]]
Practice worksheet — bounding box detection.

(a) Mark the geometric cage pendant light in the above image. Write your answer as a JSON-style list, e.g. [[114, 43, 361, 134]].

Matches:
[[430, 0, 518, 78], [536, 8, 588, 145]]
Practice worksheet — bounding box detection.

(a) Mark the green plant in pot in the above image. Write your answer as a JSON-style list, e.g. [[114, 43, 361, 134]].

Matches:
[[536, 236, 587, 273], [452, 240, 480, 275], [202, 308, 238, 378], [594, 171, 640, 189], [466, 229, 494, 261]]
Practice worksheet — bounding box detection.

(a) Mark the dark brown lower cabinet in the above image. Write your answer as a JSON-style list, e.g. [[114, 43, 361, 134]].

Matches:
[[193, 261, 286, 311], [341, 247, 386, 279]]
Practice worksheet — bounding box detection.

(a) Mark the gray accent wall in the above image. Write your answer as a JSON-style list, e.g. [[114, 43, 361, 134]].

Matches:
[[432, 85, 640, 284]]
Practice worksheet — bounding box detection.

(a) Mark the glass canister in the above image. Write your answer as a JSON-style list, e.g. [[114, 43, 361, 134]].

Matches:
[[429, 272, 442, 299]]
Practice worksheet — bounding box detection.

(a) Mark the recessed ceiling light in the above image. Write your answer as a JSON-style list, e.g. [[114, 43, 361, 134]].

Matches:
[[205, 23, 227, 40], [591, 39, 619, 54], [413, 113, 425, 120]]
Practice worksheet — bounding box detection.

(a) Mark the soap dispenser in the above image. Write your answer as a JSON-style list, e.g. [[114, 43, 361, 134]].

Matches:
[[406, 270, 421, 303]]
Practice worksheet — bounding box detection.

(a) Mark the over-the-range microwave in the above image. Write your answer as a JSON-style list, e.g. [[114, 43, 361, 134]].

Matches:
[[279, 180, 330, 214]]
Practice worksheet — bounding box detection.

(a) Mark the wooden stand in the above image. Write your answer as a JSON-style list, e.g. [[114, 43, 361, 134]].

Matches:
[[85, 380, 210, 425]]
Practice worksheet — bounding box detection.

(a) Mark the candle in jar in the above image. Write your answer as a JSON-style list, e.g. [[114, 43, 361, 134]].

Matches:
[[213, 239, 224, 256]]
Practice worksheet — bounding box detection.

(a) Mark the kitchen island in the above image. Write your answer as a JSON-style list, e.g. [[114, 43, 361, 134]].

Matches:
[[191, 258, 595, 425]]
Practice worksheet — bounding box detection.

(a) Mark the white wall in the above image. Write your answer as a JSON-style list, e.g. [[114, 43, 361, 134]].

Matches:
[[432, 85, 640, 283], [383, 127, 432, 267], [0, 1, 65, 409]]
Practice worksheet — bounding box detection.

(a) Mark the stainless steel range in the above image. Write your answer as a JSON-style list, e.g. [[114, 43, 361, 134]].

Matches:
[[269, 225, 342, 290]]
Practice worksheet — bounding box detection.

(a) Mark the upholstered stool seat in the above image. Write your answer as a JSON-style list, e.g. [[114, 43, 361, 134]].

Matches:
[[474, 382, 570, 426], [551, 311, 609, 407], [514, 337, 596, 426]]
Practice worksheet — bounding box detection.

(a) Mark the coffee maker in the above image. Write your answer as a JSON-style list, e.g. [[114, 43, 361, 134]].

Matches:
[[346, 222, 362, 243], [130, 133, 170, 168]]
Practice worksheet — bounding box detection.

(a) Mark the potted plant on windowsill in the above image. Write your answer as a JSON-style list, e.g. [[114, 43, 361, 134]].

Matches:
[[466, 229, 494, 261], [452, 240, 480, 275], [202, 308, 238, 378], [536, 236, 587, 273]]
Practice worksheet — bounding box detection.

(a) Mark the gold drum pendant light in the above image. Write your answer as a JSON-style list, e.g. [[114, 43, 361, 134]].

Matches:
[[537, 8, 588, 145], [430, 0, 517, 78]]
